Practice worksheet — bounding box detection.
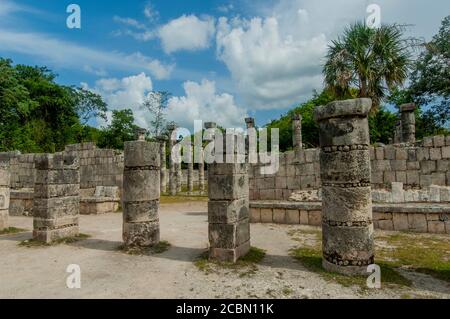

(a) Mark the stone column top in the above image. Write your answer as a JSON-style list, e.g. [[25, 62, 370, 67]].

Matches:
[[135, 127, 148, 141], [245, 118, 255, 127], [314, 98, 372, 122], [292, 113, 302, 121], [205, 122, 217, 129], [400, 103, 416, 112], [167, 124, 177, 131]]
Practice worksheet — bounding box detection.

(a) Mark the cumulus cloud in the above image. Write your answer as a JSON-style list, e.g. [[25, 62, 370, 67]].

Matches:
[[88, 73, 154, 128], [216, 15, 327, 109], [166, 79, 247, 130], [158, 15, 216, 54]]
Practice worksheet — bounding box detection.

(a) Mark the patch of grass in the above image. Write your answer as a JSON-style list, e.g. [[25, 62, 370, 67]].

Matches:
[[119, 240, 171, 255], [282, 287, 294, 296], [160, 195, 208, 204], [194, 247, 267, 277], [19, 233, 91, 248], [376, 232, 450, 282], [0, 227, 27, 235], [289, 246, 412, 289]]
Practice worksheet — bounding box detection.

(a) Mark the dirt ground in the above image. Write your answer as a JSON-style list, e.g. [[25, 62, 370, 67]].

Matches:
[[1, 201, 449, 299]]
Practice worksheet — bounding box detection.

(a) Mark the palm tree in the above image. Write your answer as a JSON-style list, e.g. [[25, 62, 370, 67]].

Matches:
[[323, 22, 412, 112]]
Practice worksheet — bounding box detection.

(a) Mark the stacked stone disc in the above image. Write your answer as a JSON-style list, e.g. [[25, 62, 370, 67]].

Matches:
[[208, 130, 250, 263], [33, 153, 80, 243], [123, 141, 160, 247], [314, 98, 374, 275], [0, 162, 10, 231]]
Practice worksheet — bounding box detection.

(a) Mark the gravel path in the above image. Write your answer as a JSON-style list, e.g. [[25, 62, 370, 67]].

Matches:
[[1, 202, 449, 299]]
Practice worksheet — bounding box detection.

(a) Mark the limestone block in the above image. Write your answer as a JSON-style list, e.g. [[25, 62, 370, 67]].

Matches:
[[433, 136, 445, 147], [437, 160, 450, 172], [384, 147, 396, 160], [384, 171, 396, 184], [308, 211, 322, 226], [124, 141, 160, 168], [320, 150, 371, 184], [420, 161, 436, 174], [208, 220, 250, 249], [123, 170, 160, 202], [416, 148, 430, 161], [33, 196, 80, 219], [440, 188, 450, 202], [123, 221, 160, 246], [250, 207, 261, 223], [300, 210, 309, 225], [430, 148, 442, 161], [273, 209, 286, 223], [396, 171, 407, 184], [427, 221, 446, 234], [407, 161, 420, 170], [34, 184, 80, 199], [208, 174, 248, 200], [391, 182, 404, 203], [393, 213, 409, 231], [375, 147, 384, 160], [431, 173, 446, 186], [408, 214, 427, 232], [322, 186, 372, 222], [395, 149, 408, 160], [378, 220, 394, 231], [286, 209, 300, 224], [123, 200, 159, 223], [260, 208, 273, 223], [209, 241, 250, 263], [391, 160, 406, 171], [208, 199, 249, 223], [33, 225, 79, 244], [422, 137, 433, 147]]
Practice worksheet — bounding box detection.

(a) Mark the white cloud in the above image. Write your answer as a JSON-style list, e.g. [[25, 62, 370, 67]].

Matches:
[[158, 15, 216, 54], [88, 73, 154, 129], [216, 15, 327, 109], [0, 29, 174, 80], [166, 79, 248, 130]]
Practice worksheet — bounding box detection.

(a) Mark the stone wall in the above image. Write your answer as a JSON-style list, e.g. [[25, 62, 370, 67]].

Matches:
[[64, 143, 124, 193], [250, 135, 450, 201], [0, 152, 37, 189]]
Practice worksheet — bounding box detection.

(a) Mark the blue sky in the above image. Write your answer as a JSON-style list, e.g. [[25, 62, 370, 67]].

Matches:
[[0, 0, 449, 131]]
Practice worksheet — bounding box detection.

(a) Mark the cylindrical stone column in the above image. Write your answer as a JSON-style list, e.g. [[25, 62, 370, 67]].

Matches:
[[245, 118, 255, 130], [187, 146, 194, 194], [400, 103, 416, 144], [123, 141, 160, 247], [314, 98, 374, 275], [292, 114, 303, 152], [168, 125, 177, 196], [198, 152, 205, 194], [33, 153, 80, 243], [208, 132, 250, 263], [157, 137, 167, 194], [176, 163, 182, 193], [0, 162, 10, 231]]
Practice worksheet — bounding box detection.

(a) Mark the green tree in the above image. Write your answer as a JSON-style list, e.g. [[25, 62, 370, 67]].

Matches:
[[323, 22, 412, 112], [141, 91, 171, 138], [98, 109, 138, 150], [410, 15, 449, 131]]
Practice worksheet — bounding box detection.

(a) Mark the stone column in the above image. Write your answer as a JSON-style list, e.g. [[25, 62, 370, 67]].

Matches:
[[0, 162, 10, 231], [208, 131, 250, 263], [176, 163, 182, 193], [245, 118, 255, 130], [168, 125, 177, 196], [198, 153, 205, 194], [157, 137, 167, 194], [187, 146, 194, 194], [292, 114, 303, 152], [394, 121, 402, 144], [123, 141, 160, 247], [400, 103, 416, 144], [314, 98, 374, 275], [33, 153, 80, 243]]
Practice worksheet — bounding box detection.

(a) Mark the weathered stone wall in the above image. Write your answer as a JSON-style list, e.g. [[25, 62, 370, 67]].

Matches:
[[0, 152, 37, 189], [64, 143, 124, 192], [250, 135, 450, 201]]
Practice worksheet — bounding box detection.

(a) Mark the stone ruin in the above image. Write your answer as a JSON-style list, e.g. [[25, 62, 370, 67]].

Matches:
[[32, 153, 80, 243], [314, 98, 374, 275], [122, 139, 161, 247], [0, 98, 448, 270]]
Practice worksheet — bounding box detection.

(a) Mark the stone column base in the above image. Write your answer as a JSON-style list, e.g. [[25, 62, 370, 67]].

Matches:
[[0, 209, 8, 231], [322, 258, 369, 276], [123, 221, 160, 247], [33, 225, 79, 244], [209, 240, 251, 263]]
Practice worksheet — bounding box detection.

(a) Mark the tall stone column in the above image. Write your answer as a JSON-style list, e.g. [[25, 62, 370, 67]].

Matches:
[[314, 98, 374, 275], [123, 140, 160, 247], [176, 163, 182, 193], [292, 114, 303, 152], [187, 146, 194, 194], [168, 125, 177, 196], [245, 118, 255, 130], [33, 153, 80, 243], [208, 130, 250, 263], [198, 153, 205, 194], [400, 103, 416, 144], [0, 162, 10, 231], [157, 137, 167, 194]]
